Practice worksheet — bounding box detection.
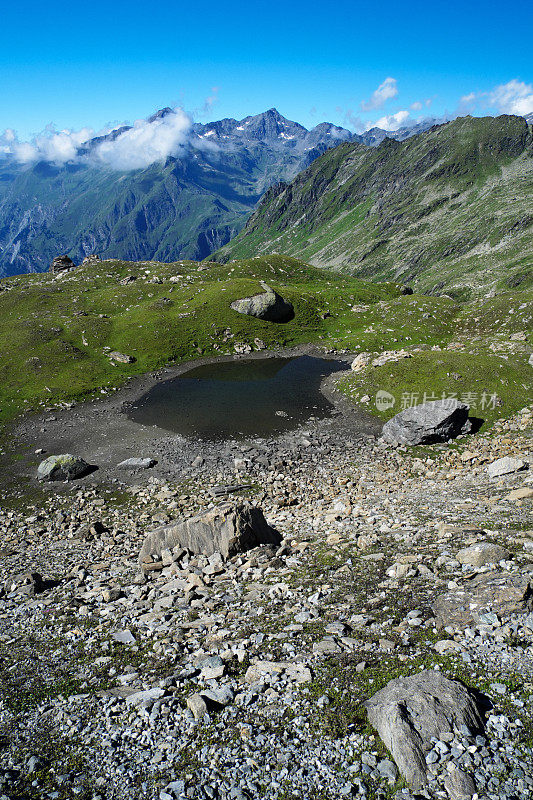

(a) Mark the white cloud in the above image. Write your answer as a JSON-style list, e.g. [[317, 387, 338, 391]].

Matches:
[[459, 80, 533, 117], [361, 77, 398, 111], [342, 109, 365, 133], [5, 124, 94, 165], [1, 108, 192, 170], [196, 87, 220, 118], [368, 109, 410, 131], [0, 128, 16, 154], [488, 79, 533, 115], [95, 108, 192, 169], [410, 101, 422, 111]]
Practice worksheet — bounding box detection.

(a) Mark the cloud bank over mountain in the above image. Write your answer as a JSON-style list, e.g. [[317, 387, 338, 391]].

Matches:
[[0, 108, 192, 169], [1, 124, 93, 165], [95, 109, 191, 169], [461, 79, 533, 117]]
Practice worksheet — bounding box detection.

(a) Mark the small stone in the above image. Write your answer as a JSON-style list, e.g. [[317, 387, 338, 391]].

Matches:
[[377, 758, 398, 785], [112, 629, 136, 645], [117, 457, 156, 469], [443, 767, 476, 799], [187, 693, 208, 720], [434, 640, 464, 655], [507, 486, 533, 501], [386, 562, 410, 579], [456, 541, 510, 567]]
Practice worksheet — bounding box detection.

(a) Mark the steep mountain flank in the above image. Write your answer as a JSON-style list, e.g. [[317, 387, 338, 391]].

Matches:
[[215, 116, 533, 296]]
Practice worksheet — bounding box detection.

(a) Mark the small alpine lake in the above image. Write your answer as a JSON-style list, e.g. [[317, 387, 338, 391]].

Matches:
[[126, 355, 348, 440]]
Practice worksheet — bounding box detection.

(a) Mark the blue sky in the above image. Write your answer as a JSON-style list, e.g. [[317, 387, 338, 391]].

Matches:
[[1, 0, 532, 141]]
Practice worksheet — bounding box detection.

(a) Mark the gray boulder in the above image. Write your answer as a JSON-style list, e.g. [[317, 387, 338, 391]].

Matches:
[[456, 541, 510, 567], [381, 399, 470, 446], [109, 351, 136, 364], [230, 282, 294, 322], [50, 254, 75, 273], [139, 502, 280, 566], [364, 670, 486, 791], [486, 456, 527, 478], [117, 457, 156, 470], [37, 454, 91, 481]]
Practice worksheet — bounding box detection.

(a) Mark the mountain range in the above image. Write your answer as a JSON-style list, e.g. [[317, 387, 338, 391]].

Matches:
[[0, 108, 441, 278], [214, 114, 533, 297]]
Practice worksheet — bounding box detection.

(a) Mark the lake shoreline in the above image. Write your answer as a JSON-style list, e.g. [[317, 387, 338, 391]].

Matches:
[[7, 344, 381, 494]]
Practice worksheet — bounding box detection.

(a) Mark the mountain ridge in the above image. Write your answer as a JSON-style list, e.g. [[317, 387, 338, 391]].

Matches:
[[0, 108, 360, 277], [2, 109, 531, 280], [213, 115, 533, 297]]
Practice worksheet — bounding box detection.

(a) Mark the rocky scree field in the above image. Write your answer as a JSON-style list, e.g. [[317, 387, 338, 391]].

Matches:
[[0, 402, 533, 800]]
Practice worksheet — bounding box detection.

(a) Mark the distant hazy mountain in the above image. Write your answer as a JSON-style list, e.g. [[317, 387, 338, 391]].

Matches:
[[214, 115, 533, 297], [359, 118, 441, 146], [0, 108, 358, 277]]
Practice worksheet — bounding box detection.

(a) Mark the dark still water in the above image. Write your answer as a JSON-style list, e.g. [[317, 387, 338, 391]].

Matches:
[[127, 356, 347, 440]]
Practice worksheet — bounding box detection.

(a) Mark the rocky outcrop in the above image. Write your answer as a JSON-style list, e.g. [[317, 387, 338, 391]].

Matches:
[[37, 454, 91, 481], [81, 254, 101, 266], [108, 351, 136, 364], [50, 255, 75, 273], [230, 283, 294, 323], [139, 502, 281, 565], [364, 670, 487, 791], [381, 398, 471, 446]]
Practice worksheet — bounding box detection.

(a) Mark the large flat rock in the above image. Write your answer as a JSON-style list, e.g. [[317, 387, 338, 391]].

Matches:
[[364, 670, 486, 791], [139, 502, 281, 565], [486, 456, 527, 478], [432, 571, 533, 629]]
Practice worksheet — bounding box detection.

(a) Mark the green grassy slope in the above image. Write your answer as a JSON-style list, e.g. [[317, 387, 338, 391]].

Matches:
[[0, 255, 412, 425], [214, 116, 533, 297], [1, 255, 531, 433]]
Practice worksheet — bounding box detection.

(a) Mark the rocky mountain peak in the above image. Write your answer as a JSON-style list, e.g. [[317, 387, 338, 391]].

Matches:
[[147, 107, 175, 123]]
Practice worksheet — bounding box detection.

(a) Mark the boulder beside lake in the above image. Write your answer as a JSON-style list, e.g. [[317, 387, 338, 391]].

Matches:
[[37, 454, 91, 481], [230, 282, 294, 322], [117, 457, 156, 470], [381, 398, 471, 446], [139, 502, 281, 565], [109, 351, 136, 364]]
